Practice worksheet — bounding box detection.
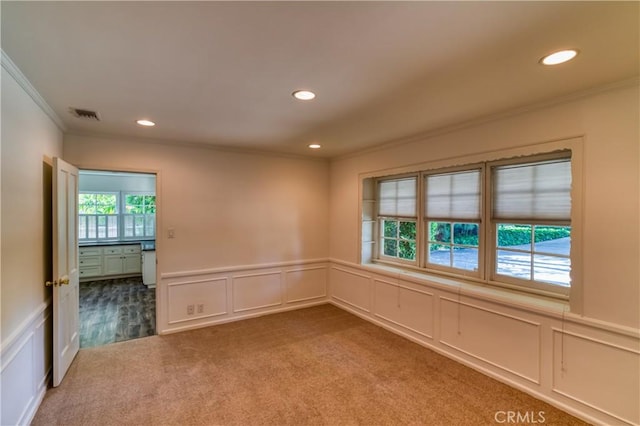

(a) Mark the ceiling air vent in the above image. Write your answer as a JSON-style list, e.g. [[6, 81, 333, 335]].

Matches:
[[69, 107, 101, 121]]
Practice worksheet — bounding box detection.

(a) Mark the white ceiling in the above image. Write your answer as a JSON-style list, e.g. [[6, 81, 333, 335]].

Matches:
[[2, 1, 638, 158]]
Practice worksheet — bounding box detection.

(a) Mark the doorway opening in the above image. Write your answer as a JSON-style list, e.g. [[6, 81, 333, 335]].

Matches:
[[77, 170, 157, 348]]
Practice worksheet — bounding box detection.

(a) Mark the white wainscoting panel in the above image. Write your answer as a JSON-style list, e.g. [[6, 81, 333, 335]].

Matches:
[[330, 266, 371, 312], [233, 271, 283, 313], [285, 267, 327, 304], [552, 329, 640, 425], [373, 278, 434, 339], [167, 277, 228, 324], [326, 261, 640, 425], [1, 303, 51, 425], [34, 312, 52, 395], [1, 334, 34, 425], [439, 297, 541, 384], [160, 260, 329, 334]]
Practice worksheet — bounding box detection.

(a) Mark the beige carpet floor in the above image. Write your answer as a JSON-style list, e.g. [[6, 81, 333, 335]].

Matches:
[[32, 304, 586, 425]]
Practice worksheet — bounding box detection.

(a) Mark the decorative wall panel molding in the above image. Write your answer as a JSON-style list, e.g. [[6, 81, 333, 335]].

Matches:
[[330, 266, 371, 312], [285, 266, 327, 303], [328, 260, 640, 426], [232, 271, 283, 313], [167, 277, 228, 324], [160, 260, 329, 334], [552, 328, 640, 425], [0, 302, 51, 425], [373, 277, 434, 339], [439, 297, 541, 384]]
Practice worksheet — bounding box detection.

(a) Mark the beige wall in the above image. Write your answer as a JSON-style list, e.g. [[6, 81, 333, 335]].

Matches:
[[63, 135, 330, 274], [329, 83, 639, 329], [1, 67, 63, 339], [2, 48, 636, 425]]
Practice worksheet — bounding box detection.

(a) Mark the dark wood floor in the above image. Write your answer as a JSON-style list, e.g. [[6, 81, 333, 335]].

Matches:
[[79, 277, 156, 348]]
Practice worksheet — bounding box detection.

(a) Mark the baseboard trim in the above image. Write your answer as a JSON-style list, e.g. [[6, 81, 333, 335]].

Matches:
[[20, 370, 51, 426], [159, 299, 329, 335]]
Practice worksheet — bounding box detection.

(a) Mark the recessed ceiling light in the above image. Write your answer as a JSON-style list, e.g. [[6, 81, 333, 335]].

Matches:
[[136, 119, 155, 127], [308, 144, 321, 149], [540, 49, 579, 66], [293, 90, 316, 101]]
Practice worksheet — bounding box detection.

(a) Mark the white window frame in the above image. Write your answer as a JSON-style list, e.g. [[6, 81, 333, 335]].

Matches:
[[487, 152, 572, 297], [423, 164, 484, 279], [122, 192, 156, 240], [78, 191, 156, 242], [370, 150, 574, 299], [375, 174, 419, 266], [378, 217, 419, 264], [78, 191, 119, 242]]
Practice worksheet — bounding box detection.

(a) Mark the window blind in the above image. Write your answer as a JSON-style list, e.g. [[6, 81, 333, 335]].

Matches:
[[493, 159, 571, 221], [378, 177, 416, 217], [426, 169, 481, 220]]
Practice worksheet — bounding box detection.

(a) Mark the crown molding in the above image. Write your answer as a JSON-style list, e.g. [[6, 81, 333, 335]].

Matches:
[[1, 50, 67, 132]]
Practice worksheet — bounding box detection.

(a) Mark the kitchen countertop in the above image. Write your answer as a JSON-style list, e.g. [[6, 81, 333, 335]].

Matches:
[[79, 240, 154, 247]]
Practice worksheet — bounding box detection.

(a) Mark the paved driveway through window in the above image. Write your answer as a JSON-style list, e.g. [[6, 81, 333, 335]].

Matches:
[[429, 238, 571, 285]]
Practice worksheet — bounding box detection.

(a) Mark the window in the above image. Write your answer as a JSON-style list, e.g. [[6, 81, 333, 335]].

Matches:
[[123, 193, 156, 239], [78, 192, 156, 242], [78, 193, 119, 240], [491, 157, 571, 292], [381, 219, 417, 261], [378, 177, 417, 262], [425, 168, 481, 275], [371, 152, 572, 297]]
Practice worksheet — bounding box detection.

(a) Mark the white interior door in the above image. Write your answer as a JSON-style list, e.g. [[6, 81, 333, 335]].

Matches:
[[51, 157, 80, 386]]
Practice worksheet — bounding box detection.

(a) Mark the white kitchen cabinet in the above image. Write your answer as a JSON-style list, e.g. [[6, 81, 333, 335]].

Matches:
[[142, 250, 156, 286], [80, 244, 142, 280], [123, 245, 142, 274], [103, 247, 124, 275], [79, 247, 103, 278], [123, 254, 142, 274]]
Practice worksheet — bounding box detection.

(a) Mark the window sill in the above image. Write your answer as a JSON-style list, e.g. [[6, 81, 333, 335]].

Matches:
[[360, 261, 569, 318]]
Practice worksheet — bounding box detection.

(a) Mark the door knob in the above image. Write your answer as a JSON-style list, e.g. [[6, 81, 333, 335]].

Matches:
[[45, 276, 70, 287]]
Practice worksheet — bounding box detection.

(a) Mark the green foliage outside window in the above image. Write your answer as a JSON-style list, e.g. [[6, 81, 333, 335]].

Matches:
[[125, 195, 156, 214], [383, 220, 416, 260], [497, 224, 570, 247], [428, 223, 570, 251], [383, 221, 397, 238], [78, 193, 117, 214], [79, 192, 156, 240], [429, 222, 478, 250]]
